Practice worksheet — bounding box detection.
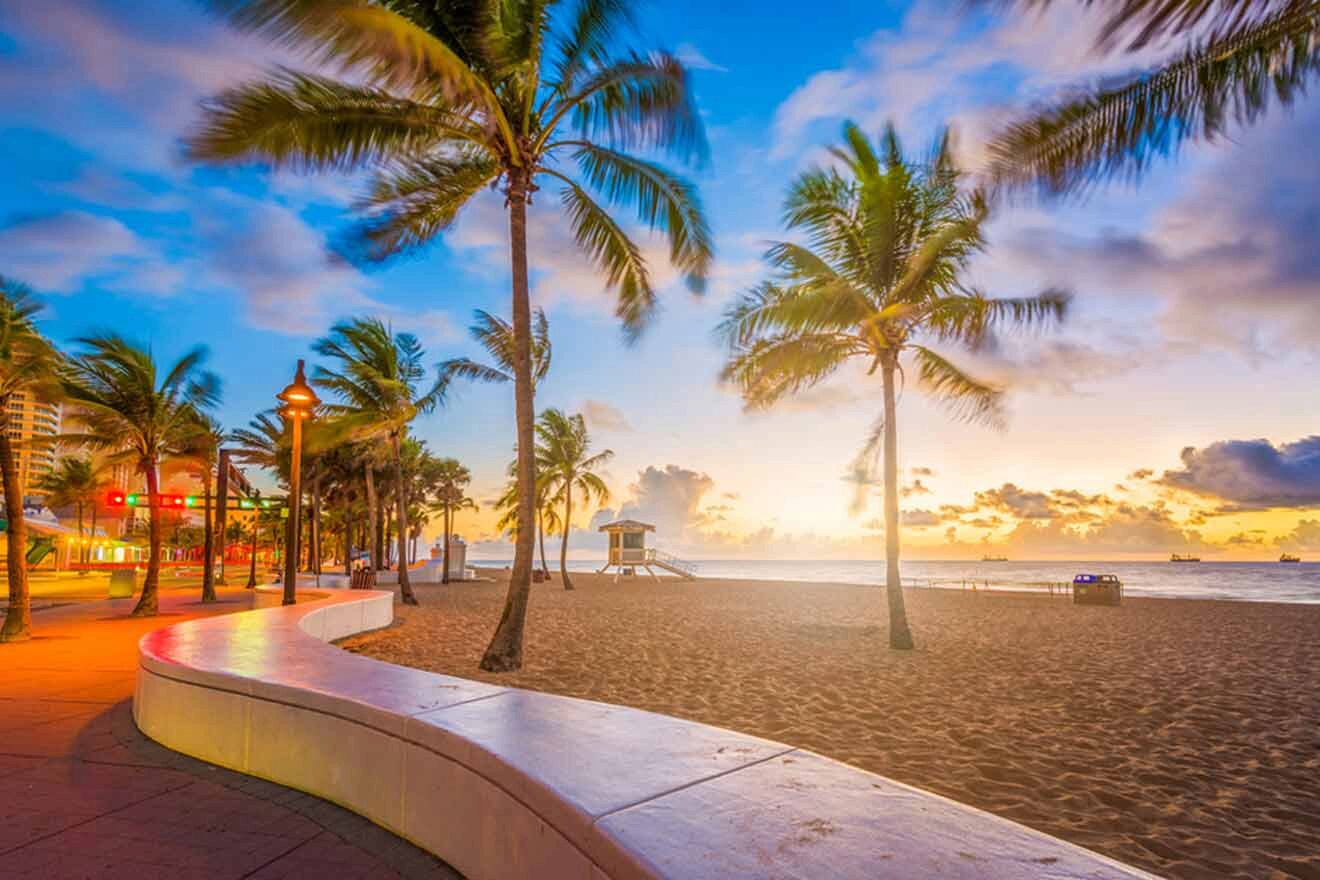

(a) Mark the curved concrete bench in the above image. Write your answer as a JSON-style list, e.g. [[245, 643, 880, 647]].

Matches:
[[135, 589, 1155, 880]]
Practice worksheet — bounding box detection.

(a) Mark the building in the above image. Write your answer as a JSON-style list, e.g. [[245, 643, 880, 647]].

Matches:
[[5, 391, 60, 494]]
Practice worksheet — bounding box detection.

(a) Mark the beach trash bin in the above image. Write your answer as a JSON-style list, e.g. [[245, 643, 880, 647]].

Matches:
[[108, 569, 136, 599], [1073, 574, 1122, 606]]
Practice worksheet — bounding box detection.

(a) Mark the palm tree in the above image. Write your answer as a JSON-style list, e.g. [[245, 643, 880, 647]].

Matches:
[[231, 411, 286, 473], [313, 317, 446, 606], [719, 122, 1068, 650], [179, 413, 227, 602], [0, 278, 63, 642], [34, 456, 101, 563], [61, 337, 221, 617], [432, 458, 477, 584], [534, 409, 612, 591], [985, 0, 1320, 196], [493, 464, 559, 579], [189, 0, 711, 672]]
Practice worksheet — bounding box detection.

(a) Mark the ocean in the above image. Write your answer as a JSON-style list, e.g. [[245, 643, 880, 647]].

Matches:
[[469, 558, 1320, 604]]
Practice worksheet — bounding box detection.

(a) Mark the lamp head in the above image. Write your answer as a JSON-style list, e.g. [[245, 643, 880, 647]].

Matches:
[[277, 359, 320, 418]]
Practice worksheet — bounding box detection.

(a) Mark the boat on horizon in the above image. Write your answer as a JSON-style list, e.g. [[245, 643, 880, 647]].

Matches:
[[1279, 553, 1302, 563], [1170, 554, 1201, 563], [981, 555, 1008, 562]]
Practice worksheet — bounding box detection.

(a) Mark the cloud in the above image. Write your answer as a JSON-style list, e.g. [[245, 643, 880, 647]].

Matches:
[[987, 103, 1320, 357], [1160, 436, 1320, 510], [600, 464, 716, 540], [1000, 501, 1205, 554], [674, 43, 727, 73], [768, 0, 1148, 161], [200, 198, 456, 341], [0, 211, 146, 292], [902, 509, 941, 528], [0, 0, 277, 170], [901, 479, 932, 498], [973, 483, 1054, 519], [581, 399, 632, 433], [1276, 520, 1320, 552]]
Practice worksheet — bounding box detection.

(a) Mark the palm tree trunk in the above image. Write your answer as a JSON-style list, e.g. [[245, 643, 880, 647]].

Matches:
[[538, 508, 550, 578], [247, 518, 258, 588], [134, 462, 161, 617], [310, 463, 322, 575], [441, 504, 451, 585], [201, 468, 216, 602], [89, 502, 98, 564], [881, 360, 914, 650], [560, 483, 574, 591], [392, 435, 418, 605], [342, 494, 352, 577], [0, 423, 32, 642], [482, 174, 536, 673], [76, 502, 85, 564], [363, 463, 378, 572]]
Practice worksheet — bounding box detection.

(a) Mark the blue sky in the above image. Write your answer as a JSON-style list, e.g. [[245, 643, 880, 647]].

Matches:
[[2, 0, 1318, 559]]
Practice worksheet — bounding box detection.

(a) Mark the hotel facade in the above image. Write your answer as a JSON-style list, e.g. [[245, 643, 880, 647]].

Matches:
[[4, 391, 61, 495]]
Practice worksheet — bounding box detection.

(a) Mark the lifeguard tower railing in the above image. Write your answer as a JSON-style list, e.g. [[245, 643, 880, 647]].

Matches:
[[606, 547, 698, 579]]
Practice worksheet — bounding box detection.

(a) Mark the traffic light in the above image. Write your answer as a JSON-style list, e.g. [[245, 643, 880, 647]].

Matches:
[[105, 491, 198, 509]]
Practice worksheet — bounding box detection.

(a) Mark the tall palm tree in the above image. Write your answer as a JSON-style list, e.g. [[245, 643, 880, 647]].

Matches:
[[179, 413, 227, 602], [986, 0, 1320, 196], [189, 0, 711, 672], [62, 337, 221, 617], [719, 122, 1068, 650], [34, 456, 101, 563], [0, 279, 63, 642], [313, 317, 446, 606], [432, 458, 476, 584], [534, 409, 611, 591]]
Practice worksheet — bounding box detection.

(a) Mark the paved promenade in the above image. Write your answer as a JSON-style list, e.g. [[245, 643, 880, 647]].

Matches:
[[0, 589, 460, 880]]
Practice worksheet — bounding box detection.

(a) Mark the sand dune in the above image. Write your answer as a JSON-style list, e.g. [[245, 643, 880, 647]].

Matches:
[[340, 571, 1320, 879]]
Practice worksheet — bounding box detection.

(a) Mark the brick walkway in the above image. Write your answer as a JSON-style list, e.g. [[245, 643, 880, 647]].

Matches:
[[0, 589, 462, 879]]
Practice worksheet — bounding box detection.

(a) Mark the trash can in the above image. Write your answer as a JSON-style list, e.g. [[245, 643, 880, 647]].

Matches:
[[108, 569, 137, 599], [1073, 574, 1122, 606]]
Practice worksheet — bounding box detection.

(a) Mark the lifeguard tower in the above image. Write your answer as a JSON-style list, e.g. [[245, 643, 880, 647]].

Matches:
[[597, 519, 696, 581]]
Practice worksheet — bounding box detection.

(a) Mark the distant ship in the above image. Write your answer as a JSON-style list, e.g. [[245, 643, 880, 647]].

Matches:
[[1170, 554, 1201, 563], [981, 555, 1008, 562], [1279, 553, 1302, 563]]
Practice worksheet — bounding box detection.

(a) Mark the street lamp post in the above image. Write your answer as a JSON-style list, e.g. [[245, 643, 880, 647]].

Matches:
[[276, 360, 320, 606]]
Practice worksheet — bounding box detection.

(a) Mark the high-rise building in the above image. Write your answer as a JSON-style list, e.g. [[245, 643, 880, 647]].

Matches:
[[5, 391, 61, 494]]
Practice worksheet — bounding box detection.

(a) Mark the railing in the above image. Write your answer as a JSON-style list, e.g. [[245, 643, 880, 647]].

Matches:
[[902, 577, 1072, 595], [647, 549, 697, 576]]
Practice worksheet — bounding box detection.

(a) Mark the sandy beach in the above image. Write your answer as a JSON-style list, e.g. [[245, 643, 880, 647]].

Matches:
[[341, 571, 1320, 879]]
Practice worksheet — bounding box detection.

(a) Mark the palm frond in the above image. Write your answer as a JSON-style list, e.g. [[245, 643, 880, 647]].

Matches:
[[204, 0, 510, 128], [570, 143, 712, 292], [439, 357, 511, 384], [552, 51, 707, 163], [554, 174, 654, 339], [911, 346, 1005, 427], [986, 4, 1320, 197], [342, 150, 499, 262], [720, 333, 858, 411], [187, 69, 467, 171]]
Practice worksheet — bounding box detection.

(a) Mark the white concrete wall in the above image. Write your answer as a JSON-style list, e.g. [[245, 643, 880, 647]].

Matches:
[[134, 589, 1156, 880]]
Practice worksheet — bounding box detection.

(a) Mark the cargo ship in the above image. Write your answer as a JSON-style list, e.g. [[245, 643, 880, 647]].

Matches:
[[1279, 553, 1302, 563], [1170, 554, 1201, 563]]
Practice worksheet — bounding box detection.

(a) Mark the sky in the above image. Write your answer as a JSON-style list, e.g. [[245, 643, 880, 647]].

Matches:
[[1, 0, 1317, 561]]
